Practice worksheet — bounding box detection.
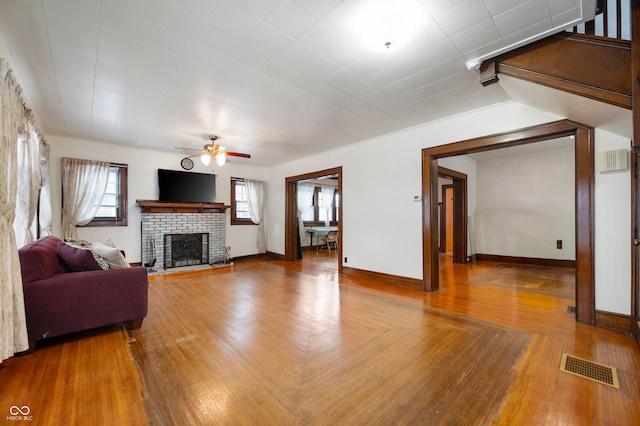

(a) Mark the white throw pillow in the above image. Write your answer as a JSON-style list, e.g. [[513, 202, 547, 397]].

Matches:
[[91, 241, 131, 269]]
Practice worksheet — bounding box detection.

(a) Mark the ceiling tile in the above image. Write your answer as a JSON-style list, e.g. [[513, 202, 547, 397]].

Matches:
[[209, 0, 261, 41], [429, 89, 472, 115], [294, 0, 343, 19], [154, 4, 205, 41], [450, 18, 502, 54], [247, 23, 295, 53], [97, 29, 146, 71], [2, 33, 50, 60], [298, 22, 362, 68], [493, 1, 552, 37], [435, 0, 491, 36], [99, 8, 153, 43], [45, 11, 99, 59], [147, 27, 194, 58], [551, 6, 582, 27], [0, 0, 597, 165], [502, 19, 553, 46], [418, 0, 468, 17], [101, 0, 161, 22], [265, 0, 317, 40], [548, 0, 580, 16], [0, 10, 48, 43], [455, 81, 504, 109], [482, 0, 531, 16], [165, 0, 221, 17], [228, 0, 280, 18], [324, 70, 359, 91], [42, 0, 102, 26]]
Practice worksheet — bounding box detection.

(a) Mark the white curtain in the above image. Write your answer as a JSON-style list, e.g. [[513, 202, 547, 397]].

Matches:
[[297, 183, 315, 243], [0, 59, 30, 361], [245, 179, 266, 253], [38, 140, 52, 236], [321, 185, 335, 226], [13, 126, 41, 247], [61, 157, 110, 240]]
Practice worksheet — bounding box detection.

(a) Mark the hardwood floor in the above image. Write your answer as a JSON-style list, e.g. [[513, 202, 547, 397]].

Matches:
[[1, 252, 638, 425]]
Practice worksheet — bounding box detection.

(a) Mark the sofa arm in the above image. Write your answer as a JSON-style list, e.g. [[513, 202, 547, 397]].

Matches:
[[23, 266, 148, 342]]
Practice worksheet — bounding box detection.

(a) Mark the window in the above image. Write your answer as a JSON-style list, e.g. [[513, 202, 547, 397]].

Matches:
[[302, 186, 340, 226], [87, 163, 127, 226], [231, 178, 253, 225]]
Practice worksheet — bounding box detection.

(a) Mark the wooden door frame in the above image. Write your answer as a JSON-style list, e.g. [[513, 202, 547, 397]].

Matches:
[[422, 120, 595, 325], [632, 150, 639, 341], [439, 184, 453, 253], [284, 167, 343, 273], [438, 168, 468, 263]]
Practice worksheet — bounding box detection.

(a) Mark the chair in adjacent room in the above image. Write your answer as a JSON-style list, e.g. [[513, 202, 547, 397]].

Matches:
[[322, 230, 338, 252]]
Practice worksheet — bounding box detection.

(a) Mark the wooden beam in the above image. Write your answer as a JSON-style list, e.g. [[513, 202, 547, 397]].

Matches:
[[489, 33, 632, 109], [479, 59, 499, 86], [632, 0, 640, 147]]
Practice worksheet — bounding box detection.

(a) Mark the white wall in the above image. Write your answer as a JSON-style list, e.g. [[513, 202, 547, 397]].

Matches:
[[48, 135, 267, 262], [265, 101, 631, 314], [266, 101, 561, 279], [594, 129, 631, 314], [475, 148, 575, 260]]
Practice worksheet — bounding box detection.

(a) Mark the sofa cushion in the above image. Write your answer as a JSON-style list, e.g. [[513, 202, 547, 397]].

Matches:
[[63, 240, 109, 270], [57, 241, 103, 272], [18, 236, 67, 283], [91, 242, 130, 269]]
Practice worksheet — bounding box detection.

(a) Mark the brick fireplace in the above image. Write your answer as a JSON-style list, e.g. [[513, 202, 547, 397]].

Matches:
[[137, 200, 227, 271]]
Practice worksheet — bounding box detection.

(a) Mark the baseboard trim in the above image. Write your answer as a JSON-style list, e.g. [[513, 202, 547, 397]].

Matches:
[[595, 310, 632, 334], [342, 266, 423, 290], [475, 253, 576, 268], [266, 251, 285, 261], [232, 252, 283, 262]]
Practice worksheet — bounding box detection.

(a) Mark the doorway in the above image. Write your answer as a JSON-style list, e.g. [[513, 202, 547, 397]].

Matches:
[[422, 120, 595, 325], [284, 167, 342, 273], [438, 167, 467, 264]]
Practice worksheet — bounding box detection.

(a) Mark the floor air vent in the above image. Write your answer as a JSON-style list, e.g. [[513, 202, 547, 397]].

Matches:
[[559, 354, 620, 389]]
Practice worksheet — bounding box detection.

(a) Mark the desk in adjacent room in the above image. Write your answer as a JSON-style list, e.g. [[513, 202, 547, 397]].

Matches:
[[306, 226, 338, 253]]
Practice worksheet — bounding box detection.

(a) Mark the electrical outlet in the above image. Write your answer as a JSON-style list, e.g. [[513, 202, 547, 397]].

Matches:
[[557, 240, 562, 249]]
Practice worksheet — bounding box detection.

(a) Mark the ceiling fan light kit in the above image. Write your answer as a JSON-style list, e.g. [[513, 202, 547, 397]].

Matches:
[[199, 151, 226, 167], [178, 135, 250, 169]]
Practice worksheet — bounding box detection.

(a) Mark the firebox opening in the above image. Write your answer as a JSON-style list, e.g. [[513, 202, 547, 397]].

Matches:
[[164, 233, 209, 269]]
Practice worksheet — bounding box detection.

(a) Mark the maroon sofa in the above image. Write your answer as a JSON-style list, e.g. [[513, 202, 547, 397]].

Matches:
[[18, 235, 148, 349]]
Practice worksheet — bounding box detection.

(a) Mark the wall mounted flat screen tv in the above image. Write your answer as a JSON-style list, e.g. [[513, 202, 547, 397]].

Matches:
[[158, 169, 216, 203]]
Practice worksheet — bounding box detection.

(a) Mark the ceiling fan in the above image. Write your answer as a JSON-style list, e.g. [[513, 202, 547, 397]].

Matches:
[[176, 136, 251, 169]]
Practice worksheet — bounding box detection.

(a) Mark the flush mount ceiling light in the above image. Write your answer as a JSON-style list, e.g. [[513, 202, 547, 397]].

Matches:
[[357, 0, 421, 53]]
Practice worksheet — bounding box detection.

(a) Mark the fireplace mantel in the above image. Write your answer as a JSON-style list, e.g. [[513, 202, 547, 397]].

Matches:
[[136, 200, 229, 213]]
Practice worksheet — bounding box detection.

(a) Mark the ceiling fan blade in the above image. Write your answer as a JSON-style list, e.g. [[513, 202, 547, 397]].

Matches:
[[183, 153, 202, 159], [174, 146, 203, 152], [226, 152, 251, 158]]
